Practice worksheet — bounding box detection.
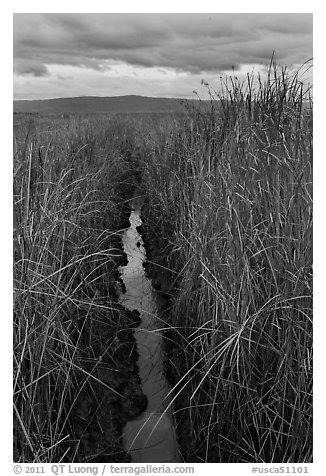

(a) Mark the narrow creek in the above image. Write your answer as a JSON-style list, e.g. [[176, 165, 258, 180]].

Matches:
[[118, 195, 180, 463]]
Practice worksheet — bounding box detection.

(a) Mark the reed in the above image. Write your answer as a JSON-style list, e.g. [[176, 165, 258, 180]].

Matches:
[[13, 114, 145, 462], [141, 60, 313, 462], [13, 59, 313, 462]]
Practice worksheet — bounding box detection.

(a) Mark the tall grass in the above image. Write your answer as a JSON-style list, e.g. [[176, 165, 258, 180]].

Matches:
[[13, 60, 313, 463], [141, 61, 313, 462], [13, 114, 146, 462]]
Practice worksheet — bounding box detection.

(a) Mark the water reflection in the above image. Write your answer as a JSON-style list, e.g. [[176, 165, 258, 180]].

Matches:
[[118, 199, 180, 463]]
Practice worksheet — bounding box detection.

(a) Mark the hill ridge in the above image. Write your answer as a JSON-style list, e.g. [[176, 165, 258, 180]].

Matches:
[[13, 95, 199, 114]]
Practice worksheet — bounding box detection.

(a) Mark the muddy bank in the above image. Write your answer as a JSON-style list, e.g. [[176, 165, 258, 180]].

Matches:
[[71, 305, 147, 462], [118, 196, 180, 462], [64, 184, 187, 463], [68, 181, 151, 462], [136, 200, 198, 462]]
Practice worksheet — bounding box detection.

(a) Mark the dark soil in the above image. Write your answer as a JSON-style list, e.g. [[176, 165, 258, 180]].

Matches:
[[66, 178, 150, 463], [70, 305, 148, 462], [66, 180, 190, 463], [136, 202, 198, 463]]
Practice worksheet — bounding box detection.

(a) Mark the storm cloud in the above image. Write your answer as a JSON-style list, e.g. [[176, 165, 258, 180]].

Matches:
[[14, 13, 312, 76]]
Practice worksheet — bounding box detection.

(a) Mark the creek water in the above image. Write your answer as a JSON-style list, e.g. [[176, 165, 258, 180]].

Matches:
[[118, 197, 180, 463]]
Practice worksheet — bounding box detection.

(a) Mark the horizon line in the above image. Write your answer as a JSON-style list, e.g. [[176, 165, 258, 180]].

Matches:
[[13, 94, 201, 102]]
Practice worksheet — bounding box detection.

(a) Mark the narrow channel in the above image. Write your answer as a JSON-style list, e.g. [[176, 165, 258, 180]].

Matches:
[[118, 195, 180, 463]]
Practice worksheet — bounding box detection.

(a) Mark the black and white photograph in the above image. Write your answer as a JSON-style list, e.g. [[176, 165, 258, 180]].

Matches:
[[13, 10, 313, 467]]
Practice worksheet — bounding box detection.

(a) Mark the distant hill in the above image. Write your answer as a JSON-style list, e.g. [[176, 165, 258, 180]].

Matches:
[[13, 95, 203, 114]]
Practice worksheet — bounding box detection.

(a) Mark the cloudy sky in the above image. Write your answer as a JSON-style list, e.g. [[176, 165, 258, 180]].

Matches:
[[13, 13, 313, 100]]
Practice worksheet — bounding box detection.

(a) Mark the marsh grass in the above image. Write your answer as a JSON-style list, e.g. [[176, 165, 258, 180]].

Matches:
[[13, 60, 312, 463], [13, 114, 146, 462], [141, 61, 313, 462]]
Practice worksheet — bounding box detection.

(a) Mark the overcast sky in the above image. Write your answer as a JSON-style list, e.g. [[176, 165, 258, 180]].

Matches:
[[13, 13, 313, 100]]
